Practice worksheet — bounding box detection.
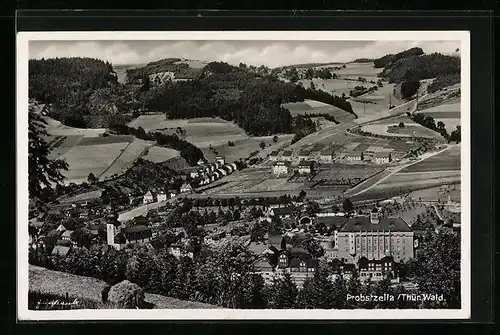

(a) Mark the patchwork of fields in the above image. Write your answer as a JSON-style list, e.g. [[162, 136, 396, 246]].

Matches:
[[400, 145, 460, 173], [415, 99, 461, 131], [282, 99, 356, 123], [143, 146, 180, 163], [129, 115, 248, 148]]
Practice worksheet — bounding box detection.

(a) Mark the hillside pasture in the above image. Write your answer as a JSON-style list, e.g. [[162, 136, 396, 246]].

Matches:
[[202, 134, 293, 162], [78, 135, 135, 146], [43, 116, 106, 137], [415, 101, 461, 130], [99, 138, 156, 180], [361, 123, 441, 139], [143, 146, 180, 163], [60, 142, 130, 184], [173, 59, 208, 69], [400, 146, 460, 173], [282, 99, 355, 123], [128, 115, 249, 148]]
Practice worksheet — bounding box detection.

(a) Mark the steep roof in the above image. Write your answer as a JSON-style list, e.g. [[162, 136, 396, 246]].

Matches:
[[289, 257, 317, 268], [51, 245, 71, 256], [272, 206, 295, 215], [315, 216, 348, 229], [340, 216, 411, 232]]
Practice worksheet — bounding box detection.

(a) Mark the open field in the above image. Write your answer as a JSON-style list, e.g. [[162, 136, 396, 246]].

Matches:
[[312, 164, 384, 185], [202, 134, 293, 163], [415, 101, 461, 130], [60, 142, 130, 184], [408, 184, 461, 203], [58, 189, 103, 204], [78, 135, 135, 146], [129, 115, 249, 148], [143, 146, 180, 163], [173, 59, 208, 69], [361, 123, 441, 139], [335, 62, 381, 79], [282, 99, 356, 123], [43, 116, 106, 137], [100, 138, 156, 180], [400, 145, 460, 172]]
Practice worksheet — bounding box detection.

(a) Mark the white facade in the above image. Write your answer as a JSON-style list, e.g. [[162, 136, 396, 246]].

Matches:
[[157, 193, 167, 202], [273, 163, 289, 176], [143, 191, 155, 204]]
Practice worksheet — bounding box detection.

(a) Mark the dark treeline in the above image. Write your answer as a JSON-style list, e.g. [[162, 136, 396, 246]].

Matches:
[[142, 61, 355, 136], [126, 58, 202, 82], [29, 58, 119, 128], [427, 74, 461, 93], [373, 47, 424, 69], [29, 226, 460, 309], [412, 113, 461, 143], [379, 52, 461, 84], [108, 122, 204, 166]]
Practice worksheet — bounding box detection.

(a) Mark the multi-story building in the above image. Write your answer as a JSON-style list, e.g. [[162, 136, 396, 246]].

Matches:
[[272, 161, 290, 176], [269, 150, 280, 161], [281, 151, 293, 162], [297, 160, 314, 175], [345, 151, 363, 162], [336, 210, 414, 263], [374, 152, 392, 164]]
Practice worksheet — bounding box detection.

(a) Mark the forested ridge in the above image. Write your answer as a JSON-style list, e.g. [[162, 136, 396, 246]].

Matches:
[[141, 61, 355, 136], [373, 48, 461, 98], [126, 58, 202, 82]]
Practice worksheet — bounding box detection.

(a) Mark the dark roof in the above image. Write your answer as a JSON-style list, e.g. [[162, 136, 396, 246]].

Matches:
[[298, 160, 313, 167], [122, 224, 151, 234], [299, 150, 310, 156], [56, 239, 71, 247], [331, 260, 356, 272], [375, 152, 391, 158], [315, 216, 348, 229], [254, 257, 274, 270], [149, 238, 165, 250], [282, 151, 292, 156], [114, 233, 127, 244], [270, 151, 279, 156], [272, 206, 296, 216], [358, 256, 395, 268], [289, 257, 318, 268], [340, 216, 412, 232]]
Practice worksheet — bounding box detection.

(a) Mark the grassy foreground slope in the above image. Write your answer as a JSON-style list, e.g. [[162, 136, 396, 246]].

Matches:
[[29, 265, 218, 309]]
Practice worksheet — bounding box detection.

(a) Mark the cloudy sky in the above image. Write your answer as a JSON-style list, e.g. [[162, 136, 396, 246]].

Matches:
[[29, 40, 460, 68]]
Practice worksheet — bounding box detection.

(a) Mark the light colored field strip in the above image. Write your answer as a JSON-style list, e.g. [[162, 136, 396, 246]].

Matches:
[[345, 145, 458, 198]]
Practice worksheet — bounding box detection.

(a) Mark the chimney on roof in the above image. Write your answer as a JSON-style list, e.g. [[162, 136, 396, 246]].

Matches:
[[370, 208, 379, 225]]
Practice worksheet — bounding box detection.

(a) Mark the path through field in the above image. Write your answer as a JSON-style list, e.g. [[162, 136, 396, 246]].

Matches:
[[344, 144, 458, 198]]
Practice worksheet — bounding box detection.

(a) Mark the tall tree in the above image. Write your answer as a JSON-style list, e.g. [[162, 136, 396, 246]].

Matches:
[[265, 272, 298, 308], [28, 105, 68, 198]]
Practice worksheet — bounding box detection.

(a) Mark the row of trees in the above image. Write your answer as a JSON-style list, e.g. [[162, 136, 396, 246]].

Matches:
[[30, 226, 460, 309], [412, 113, 461, 143], [108, 122, 204, 165]]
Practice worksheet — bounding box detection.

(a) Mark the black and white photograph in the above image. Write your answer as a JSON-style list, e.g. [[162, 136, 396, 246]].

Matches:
[[17, 31, 470, 320]]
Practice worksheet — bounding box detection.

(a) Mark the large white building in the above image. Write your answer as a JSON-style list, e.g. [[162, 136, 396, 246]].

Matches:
[[336, 211, 414, 263]]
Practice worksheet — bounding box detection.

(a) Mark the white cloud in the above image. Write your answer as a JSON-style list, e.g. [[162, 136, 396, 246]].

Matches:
[[29, 40, 461, 68]]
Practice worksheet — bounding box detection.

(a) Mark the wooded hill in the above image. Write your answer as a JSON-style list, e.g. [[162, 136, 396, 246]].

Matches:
[[126, 58, 202, 83], [29, 57, 125, 128], [373, 47, 461, 98], [142, 61, 355, 136]]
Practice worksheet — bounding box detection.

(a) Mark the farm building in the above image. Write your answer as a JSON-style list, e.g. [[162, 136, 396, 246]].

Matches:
[[180, 183, 194, 193], [336, 210, 414, 263], [362, 150, 376, 162], [143, 191, 156, 204], [269, 206, 296, 219], [298, 150, 310, 161], [215, 156, 225, 165], [269, 150, 280, 161], [223, 163, 235, 173], [297, 160, 315, 175], [281, 151, 293, 161], [217, 168, 228, 176], [168, 189, 179, 198], [319, 149, 334, 162], [157, 191, 167, 202], [374, 152, 392, 164], [272, 161, 290, 176], [345, 151, 363, 162]]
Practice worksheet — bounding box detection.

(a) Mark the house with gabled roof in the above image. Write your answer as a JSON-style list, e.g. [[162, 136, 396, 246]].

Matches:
[[143, 190, 156, 204]]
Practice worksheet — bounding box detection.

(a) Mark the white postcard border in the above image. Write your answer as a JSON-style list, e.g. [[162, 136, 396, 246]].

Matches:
[[17, 30, 471, 320]]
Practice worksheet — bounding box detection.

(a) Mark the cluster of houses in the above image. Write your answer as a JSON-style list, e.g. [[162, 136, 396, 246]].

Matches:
[[190, 156, 239, 187], [344, 150, 392, 164], [141, 182, 194, 205], [272, 160, 316, 176], [251, 206, 416, 286]]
